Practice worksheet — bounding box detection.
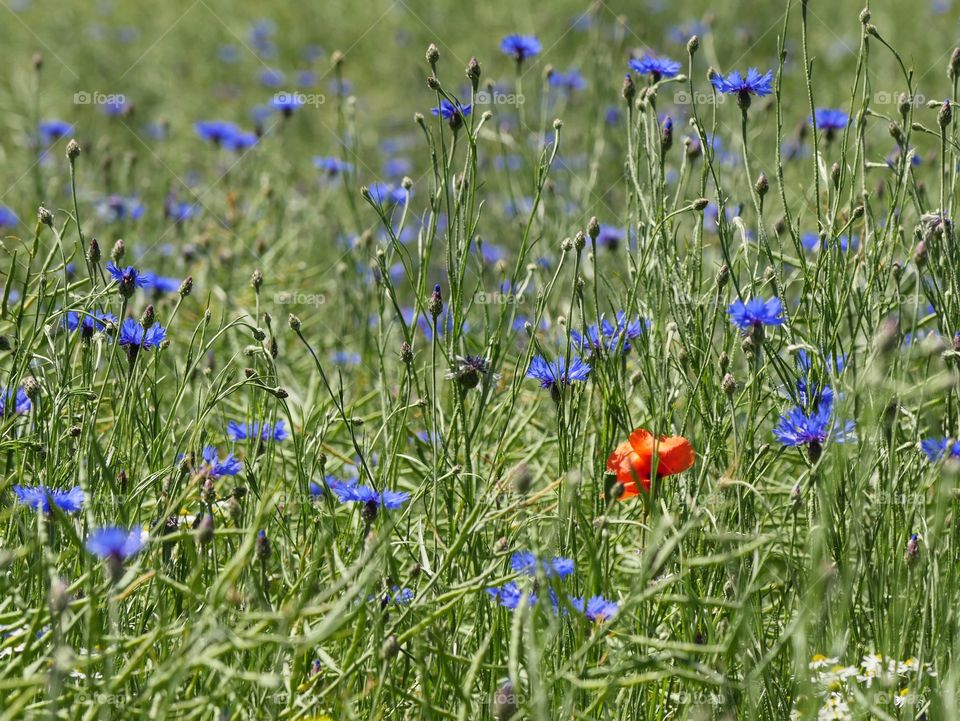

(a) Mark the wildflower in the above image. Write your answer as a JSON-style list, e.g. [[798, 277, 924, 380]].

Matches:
[[118, 318, 166, 359], [487, 582, 534, 610], [510, 551, 575, 578], [38, 119, 74, 145], [921, 436, 960, 461], [728, 297, 784, 330], [500, 34, 541, 64], [606, 429, 695, 498], [200, 446, 242, 478], [570, 594, 618, 622], [445, 354, 495, 389], [95, 195, 145, 223], [194, 120, 242, 146], [86, 525, 146, 580], [227, 420, 289, 442], [13, 485, 85, 513], [710, 68, 774, 109], [314, 156, 354, 177], [817, 693, 852, 720], [431, 99, 472, 130], [548, 69, 587, 92], [271, 93, 303, 116], [773, 386, 855, 461], [327, 477, 410, 510], [905, 534, 920, 565], [810, 108, 849, 140], [526, 355, 591, 390], [0, 387, 32, 416], [0, 207, 19, 228], [106, 262, 149, 297], [628, 54, 681, 81]]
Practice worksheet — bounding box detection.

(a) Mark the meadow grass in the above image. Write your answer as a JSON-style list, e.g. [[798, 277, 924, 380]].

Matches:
[[1, 0, 959, 719]]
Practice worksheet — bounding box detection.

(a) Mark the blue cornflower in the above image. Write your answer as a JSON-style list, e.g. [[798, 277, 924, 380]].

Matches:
[[0, 206, 19, 228], [327, 477, 410, 510], [271, 93, 303, 115], [227, 420, 289, 442], [96, 195, 145, 222], [728, 297, 785, 330], [487, 582, 534, 610], [921, 437, 960, 461], [0, 387, 31, 416], [13, 485, 85, 513], [431, 99, 472, 127], [710, 68, 774, 108], [106, 262, 148, 294], [570, 594, 618, 622], [314, 156, 353, 177], [86, 526, 145, 560], [367, 182, 408, 206], [194, 120, 241, 145], [259, 68, 285, 87], [810, 108, 849, 138], [510, 551, 575, 578], [628, 54, 681, 80], [39, 119, 74, 144], [773, 388, 855, 458], [548, 69, 587, 91], [223, 130, 258, 152], [596, 224, 626, 250], [118, 318, 166, 352], [140, 273, 182, 293], [500, 34, 542, 63], [526, 355, 591, 389], [64, 310, 116, 336], [201, 446, 242, 478]]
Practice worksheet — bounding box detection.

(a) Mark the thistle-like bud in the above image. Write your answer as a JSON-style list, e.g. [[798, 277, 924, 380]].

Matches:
[[859, 7, 871, 24], [755, 172, 769, 199], [939, 100, 953, 129], [426, 75, 440, 91], [288, 314, 302, 332], [508, 463, 532, 495], [400, 341, 413, 364], [427, 284, 443, 320], [466, 57, 481, 91], [87, 237, 101, 265], [719, 351, 730, 372], [381, 634, 401, 660], [179, 276, 193, 297], [255, 530, 270, 561], [716, 263, 730, 289], [950, 48, 960, 81], [831, 162, 841, 189], [425, 43, 440, 66], [905, 534, 920, 566], [587, 216, 600, 241], [722, 372, 737, 396], [573, 230, 586, 251], [112, 239, 125, 263], [66, 139, 81, 162], [140, 304, 155, 329], [197, 514, 214, 544], [660, 116, 673, 153], [914, 240, 927, 266], [251, 269, 263, 292], [37, 205, 54, 226], [692, 197, 709, 211], [687, 35, 699, 55], [622, 74, 636, 103]]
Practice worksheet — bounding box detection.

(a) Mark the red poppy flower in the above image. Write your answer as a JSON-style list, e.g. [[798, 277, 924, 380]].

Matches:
[[605, 429, 694, 499]]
